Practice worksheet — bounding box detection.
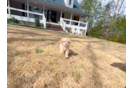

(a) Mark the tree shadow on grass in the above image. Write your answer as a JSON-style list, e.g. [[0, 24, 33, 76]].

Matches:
[[7, 37, 60, 42], [111, 62, 126, 72], [7, 28, 52, 37], [85, 43, 103, 87]]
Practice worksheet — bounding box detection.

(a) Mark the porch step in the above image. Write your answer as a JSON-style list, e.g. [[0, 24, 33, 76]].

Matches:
[[46, 23, 63, 31]]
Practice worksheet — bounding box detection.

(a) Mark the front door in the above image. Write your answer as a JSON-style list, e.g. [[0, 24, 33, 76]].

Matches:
[[51, 11, 57, 23], [74, 16, 79, 21]]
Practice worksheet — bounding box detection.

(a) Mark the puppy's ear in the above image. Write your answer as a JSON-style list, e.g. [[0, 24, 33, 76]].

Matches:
[[60, 39, 63, 43]]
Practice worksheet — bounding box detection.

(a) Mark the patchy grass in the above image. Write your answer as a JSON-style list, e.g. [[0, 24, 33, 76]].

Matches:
[[71, 44, 73, 47], [7, 26, 126, 88], [7, 41, 11, 43], [15, 50, 19, 56], [41, 38, 44, 41], [79, 64, 84, 68], [36, 49, 43, 54], [49, 61, 53, 65], [101, 43, 104, 45], [74, 71, 81, 81], [51, 42, 55, 45]]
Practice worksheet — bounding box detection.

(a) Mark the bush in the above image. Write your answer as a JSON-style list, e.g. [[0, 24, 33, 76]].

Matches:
[[86, 16, 126, 44], [88, 27, 103, 38], [35, 18, 40, 27], [7, 17, 19, 24]]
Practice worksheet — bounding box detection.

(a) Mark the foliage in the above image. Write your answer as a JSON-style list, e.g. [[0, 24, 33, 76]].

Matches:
[[7, 17, 19, 24], [88, 15, 126, 43], [80, 0, 103, 29], [35, 18, 40, 27], [81, 0, 126, 44]]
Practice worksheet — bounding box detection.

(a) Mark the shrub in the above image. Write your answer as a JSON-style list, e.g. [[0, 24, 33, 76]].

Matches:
[[35, 18, 40, 27], [7, 17, 19, 24], [86, 16, 126, 44]]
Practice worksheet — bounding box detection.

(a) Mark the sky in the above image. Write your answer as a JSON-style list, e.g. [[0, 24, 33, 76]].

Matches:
[[77, 0, 126, 15]]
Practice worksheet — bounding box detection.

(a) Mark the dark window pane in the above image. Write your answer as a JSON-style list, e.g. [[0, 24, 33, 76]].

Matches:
[[69, 0, 72, 5]]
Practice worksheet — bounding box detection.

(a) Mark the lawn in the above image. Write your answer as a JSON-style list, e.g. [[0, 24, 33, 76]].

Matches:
[[7, 26, 126, 88]]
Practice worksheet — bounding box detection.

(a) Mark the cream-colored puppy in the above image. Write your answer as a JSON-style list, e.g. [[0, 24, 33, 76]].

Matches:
[[60, 38, 71, 58]]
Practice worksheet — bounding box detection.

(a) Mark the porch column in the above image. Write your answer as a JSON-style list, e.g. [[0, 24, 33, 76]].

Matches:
[[46, 9, 47, 21], [85, 21, 89, 35], [70, 12, 73, 25], [49, 11, 51, 22], [43, 6, 45, 15], [78, 16, 81, 27], [60, 11, 62, 18], [8, 0, 11, 16], [79, 16, 81, 21], [43, 6, 46, 28], [27, 0, 29, 19]]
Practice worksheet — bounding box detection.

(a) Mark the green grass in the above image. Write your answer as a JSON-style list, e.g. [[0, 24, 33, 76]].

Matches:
[[74, 71, 81, 81], [15, 50, 19, 56], [27, 24, 45, 29], [79, 64, 84, 68], [15, 50, 25, 57], [51, 42, 54, 45], [36, 49, 43, 54], [21, 36, 24, 37], [71, 44, 73, 47], [101, 43, 104, 45], [7, 41, 11, 43], [49, 61, 53, 65], [41, 38, 44, 41]]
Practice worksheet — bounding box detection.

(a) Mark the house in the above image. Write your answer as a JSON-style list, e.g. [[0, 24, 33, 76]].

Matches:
[[7, 0, 89, 35]]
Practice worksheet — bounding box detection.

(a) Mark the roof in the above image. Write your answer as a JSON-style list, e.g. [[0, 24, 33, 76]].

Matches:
[[38, 0, 89, 16]]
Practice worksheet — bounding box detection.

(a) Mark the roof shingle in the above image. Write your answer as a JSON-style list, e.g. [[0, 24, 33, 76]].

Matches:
[[38, 0, 88, 15]]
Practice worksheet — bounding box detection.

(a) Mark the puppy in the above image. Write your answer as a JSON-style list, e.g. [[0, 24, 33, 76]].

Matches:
[[60, 38, 71, 58]]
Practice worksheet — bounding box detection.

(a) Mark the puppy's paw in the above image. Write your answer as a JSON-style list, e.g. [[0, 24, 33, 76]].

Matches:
[[65, 57, 69, 59]]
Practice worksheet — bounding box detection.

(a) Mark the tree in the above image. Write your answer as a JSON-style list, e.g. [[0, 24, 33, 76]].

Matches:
[[80, 0, 102, 29], [112, 0, 125, 21]]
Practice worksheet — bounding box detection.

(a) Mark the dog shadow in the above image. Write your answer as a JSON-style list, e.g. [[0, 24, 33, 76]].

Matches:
[[69, 49, 78, 57], [111, 62, 126, 72]]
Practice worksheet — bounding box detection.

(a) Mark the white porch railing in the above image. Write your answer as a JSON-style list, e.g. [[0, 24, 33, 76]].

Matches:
[[60, 17, 88, 35], [60, 18, 67, 33], [7, 7, 46, 28]]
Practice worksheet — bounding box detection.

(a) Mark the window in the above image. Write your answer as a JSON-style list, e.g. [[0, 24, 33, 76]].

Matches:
[[34, 7, 39, 19], [34, 7, 39, 13], [42, 9, 46, 14], [26, 5, 32, 11], [69, 0, 72, 5]]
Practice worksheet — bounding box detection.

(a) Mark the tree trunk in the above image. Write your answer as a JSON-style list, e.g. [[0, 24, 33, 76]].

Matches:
[[114, 0, 124, 21], [111, 0, 120, 21]]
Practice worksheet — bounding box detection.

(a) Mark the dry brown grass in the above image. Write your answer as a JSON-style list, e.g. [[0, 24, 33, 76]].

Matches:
[[7, 26, 126, 88]]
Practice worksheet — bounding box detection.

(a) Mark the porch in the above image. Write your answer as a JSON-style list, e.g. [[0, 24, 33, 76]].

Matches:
[[7, 0, 89, 35]]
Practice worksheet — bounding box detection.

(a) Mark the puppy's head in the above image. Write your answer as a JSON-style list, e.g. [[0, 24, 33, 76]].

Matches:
[[60, 38, 71, 47]]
